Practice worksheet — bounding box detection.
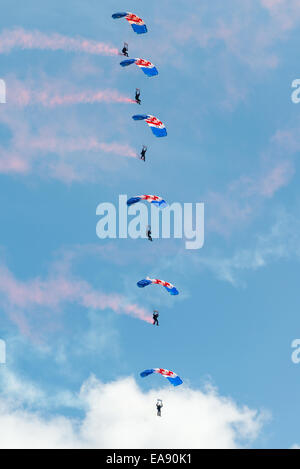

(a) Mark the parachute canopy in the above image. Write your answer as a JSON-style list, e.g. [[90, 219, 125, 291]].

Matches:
[[137, 277, 179, 295], [132, 115, 167, 137], [127, 195, 167, 209], [140, 368, 183, 387], [120, 58, 158, 77], [112, 12, 148, 34]]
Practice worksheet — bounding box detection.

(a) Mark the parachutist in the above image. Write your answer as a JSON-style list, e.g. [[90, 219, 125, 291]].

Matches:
[[140, 145, 147, 161], [156, 399, 163, 417], [153, 310, 159, 326], [122, 43, 129, 57], [147, 225, 153, 241], [135, 88, 141, 105]]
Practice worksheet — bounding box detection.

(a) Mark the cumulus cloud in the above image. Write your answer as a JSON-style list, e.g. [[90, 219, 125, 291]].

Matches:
[[0, 375, 267, 449]]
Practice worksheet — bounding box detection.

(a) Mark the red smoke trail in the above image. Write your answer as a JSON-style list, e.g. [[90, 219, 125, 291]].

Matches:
[[0, 28, 119, 56]]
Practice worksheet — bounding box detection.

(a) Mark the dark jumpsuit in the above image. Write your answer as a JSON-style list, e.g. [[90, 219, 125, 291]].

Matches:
[[153, 313, 159, 326], [135, 91, 141, 104]]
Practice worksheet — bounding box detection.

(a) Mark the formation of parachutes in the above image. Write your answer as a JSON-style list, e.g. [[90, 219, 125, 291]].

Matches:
[[112, 11, 183, 402]]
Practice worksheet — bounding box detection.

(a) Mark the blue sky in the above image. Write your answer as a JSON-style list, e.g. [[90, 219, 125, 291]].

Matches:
[[0, 0, 300, 449]]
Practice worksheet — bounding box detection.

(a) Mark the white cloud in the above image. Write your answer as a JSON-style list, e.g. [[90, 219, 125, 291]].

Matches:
[[0, 374, 267, 449], [0, 368, 82, 411], [196, 209, 300, 285]]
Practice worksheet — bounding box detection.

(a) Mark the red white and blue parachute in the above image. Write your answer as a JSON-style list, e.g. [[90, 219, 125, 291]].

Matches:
[[140, 368, 183, 386], [132, 115, 167, 137], [127, 195, 167, 208], [112, 12, 148, 34], [137, 277, 179, 295], [120, 58, 158, 77]]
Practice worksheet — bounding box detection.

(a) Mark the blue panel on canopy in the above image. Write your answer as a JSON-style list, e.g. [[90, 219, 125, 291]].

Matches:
[[131, 24, 148, 34], [112, 12, 128, 19], [120, 59, 136, 67], [167, 376, 183, 386], [140, 369, 154, 378], [132, 114, 148, 121], [127, 197, 141, 206], [137, 279, 152, 288], [150, 127, 167, 138]]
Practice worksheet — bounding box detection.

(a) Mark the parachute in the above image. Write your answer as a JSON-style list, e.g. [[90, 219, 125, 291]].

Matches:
[[137, 277, 179, 295], [112, 12, 148, 34], [140, 368, 183, 386], [127, 195, 167, 209], [132, 115, 167, 137], [120, 58, 158, 77]]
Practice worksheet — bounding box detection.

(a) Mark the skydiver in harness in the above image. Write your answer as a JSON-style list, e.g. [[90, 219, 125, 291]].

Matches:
[[140, 145, 147, 162], [121, 42, 129, 57], [146, 225, 153, 241], [156, 399, 163, 417], [153, 310, 159, 326], [135, 88, 141, 105]]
